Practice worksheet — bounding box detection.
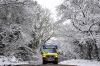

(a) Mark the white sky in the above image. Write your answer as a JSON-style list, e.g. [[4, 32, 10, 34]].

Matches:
[[35, 0, 63, 21]]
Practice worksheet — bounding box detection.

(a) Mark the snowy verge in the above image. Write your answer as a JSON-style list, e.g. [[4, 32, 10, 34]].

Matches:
[[59, 59, 100, 66], [0, 55, 42, 65]]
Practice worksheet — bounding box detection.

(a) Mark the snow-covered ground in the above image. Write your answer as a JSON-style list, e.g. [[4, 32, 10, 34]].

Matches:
[[0, 55, 42, 65], [59, 59, 100, 66], [0, 56, 28, 65], [1, 55, 100, 66]]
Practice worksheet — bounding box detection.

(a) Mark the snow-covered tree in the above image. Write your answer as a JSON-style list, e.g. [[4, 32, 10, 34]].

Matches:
[[56, 0, 100, 60], [0, 0, 54, 60]]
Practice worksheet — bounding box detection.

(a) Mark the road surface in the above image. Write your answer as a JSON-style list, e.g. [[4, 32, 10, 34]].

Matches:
[[15, 64, 76, 66], [6, 55, 76, 66], [12, 57, 76, 66]]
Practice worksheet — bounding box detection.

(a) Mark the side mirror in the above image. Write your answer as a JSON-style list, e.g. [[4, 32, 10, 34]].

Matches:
[[58, 51, 61, 55], [41, 52, 43, 54]]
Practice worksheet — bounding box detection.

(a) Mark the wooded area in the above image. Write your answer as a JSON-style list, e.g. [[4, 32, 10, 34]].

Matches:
[[0, 0, 100, 62]]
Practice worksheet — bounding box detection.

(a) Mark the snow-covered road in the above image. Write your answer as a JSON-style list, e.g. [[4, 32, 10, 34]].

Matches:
[[59, 59, 100, 66], [0, 56, 100, 66]]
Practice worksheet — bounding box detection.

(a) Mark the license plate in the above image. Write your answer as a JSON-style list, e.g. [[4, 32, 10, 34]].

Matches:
[[48, 57, 54, 61]]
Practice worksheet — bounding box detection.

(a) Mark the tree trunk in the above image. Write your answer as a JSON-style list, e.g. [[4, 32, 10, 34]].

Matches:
[[94, 43, 99, 60], [87, 44, 92, 60]]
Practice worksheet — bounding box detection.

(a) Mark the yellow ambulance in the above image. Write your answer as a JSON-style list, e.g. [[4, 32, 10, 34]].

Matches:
[[40, 45, 58, 64]]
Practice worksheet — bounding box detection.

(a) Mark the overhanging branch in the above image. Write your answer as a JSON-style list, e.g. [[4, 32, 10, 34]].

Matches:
[[72, 21, 83, 32]]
